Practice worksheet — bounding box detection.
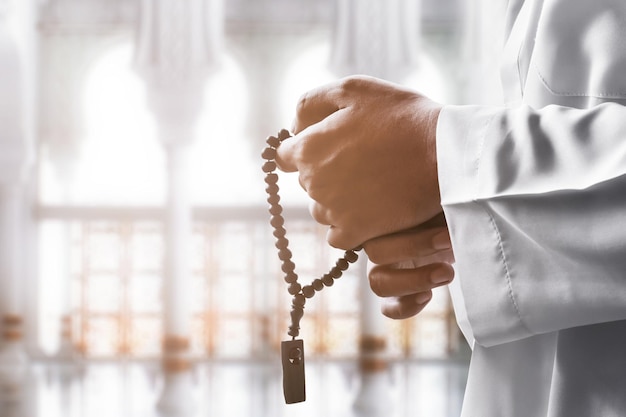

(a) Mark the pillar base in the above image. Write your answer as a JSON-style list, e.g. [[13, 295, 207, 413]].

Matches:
[[56, 315, 81, 361], [56, 339, 82, 362], [352, 366, 393, 417], [56, 346, 81, 361], [0, 341, 29, 389], [157, 370, 196, 416], [352, 332, 392, 415]]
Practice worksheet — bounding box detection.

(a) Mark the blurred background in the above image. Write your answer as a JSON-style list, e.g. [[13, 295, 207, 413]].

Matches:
[[0, 0, 505, 416]]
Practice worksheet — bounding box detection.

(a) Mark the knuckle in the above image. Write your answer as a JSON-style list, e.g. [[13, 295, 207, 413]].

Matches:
[[295, 91, 309, 115], [338, 74, 370, 93]]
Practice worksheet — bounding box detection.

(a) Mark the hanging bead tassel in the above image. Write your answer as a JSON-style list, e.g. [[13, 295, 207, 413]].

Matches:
[[262, 129, 361, 404]]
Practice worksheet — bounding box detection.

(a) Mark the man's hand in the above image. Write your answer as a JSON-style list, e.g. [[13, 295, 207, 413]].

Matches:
[[275, 75, 442, 249], [364, 214, 455, 319]]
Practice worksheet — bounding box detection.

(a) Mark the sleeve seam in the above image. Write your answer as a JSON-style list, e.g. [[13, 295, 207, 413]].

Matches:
[[473, 113, 498, 200], [479, 202, 533, 337]]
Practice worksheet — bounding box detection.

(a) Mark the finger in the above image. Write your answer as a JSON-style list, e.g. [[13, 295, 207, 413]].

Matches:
[[411, 249, 455, 267], [369, 262, 454, 298], [364, 227, 452, 265], [275, 110, 345, 174], [381, 291, 432, 320], [308, 200, 332, 226], [327, 225, 363, 250], [291, 82, 344, 134], [274, 135, 299, 173]]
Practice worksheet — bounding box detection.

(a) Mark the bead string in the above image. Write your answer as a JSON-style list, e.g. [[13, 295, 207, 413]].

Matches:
[[262, 129, 361, 339]]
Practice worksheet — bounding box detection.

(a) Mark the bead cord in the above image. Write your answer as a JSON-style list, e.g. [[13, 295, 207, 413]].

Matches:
[[262, 129, 361, 339]]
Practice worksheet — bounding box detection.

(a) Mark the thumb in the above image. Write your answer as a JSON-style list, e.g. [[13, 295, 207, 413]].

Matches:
[[275, 134, 299, 173]]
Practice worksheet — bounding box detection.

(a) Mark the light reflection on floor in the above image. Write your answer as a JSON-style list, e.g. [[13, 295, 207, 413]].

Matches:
[[0, 360, 468, 417]]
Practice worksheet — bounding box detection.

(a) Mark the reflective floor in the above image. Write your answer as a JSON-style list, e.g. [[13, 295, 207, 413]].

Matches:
[[0, 360, 468, 417]]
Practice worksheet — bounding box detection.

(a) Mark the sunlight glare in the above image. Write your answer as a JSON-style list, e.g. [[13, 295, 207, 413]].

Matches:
[[190, 55, 257, 206], [77, 43, 164, 205]]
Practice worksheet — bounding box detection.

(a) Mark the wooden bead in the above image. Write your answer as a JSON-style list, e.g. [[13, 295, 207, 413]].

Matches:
[[336, 258, 349, 271], [283, 271, 298, 283], [278, 129, 291, 140], [330, 267, 343, 279], [269, 204, 283, 215], [267, 194, 280, 205], [273, 226, 286, 238], [270, 215, 284, 228], [265, 183, 279, 195], [288, 282, 302, 295], [278, 248, 292, 261], [345, 250, 359, 263], [261, 147, 277, 160], [281, 259, 295, 273], [262, 161, 276, 173], [275, 237, 289, 250], [322, 274, 334, 287], [312, 279, 324, 291], [302, 285, 315, 298], [264, 173, 278, 184], [266, 135, 280, 147]]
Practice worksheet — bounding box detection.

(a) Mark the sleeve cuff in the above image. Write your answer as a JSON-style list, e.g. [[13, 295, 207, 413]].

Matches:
[[436, 104, 503, 206], [436, 104, 532, 347]]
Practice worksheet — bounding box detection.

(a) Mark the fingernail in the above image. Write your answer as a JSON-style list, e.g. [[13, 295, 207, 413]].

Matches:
[[414, 292, 432, 305], [431, 266, 452, 284], [432, 229, 451, 250]]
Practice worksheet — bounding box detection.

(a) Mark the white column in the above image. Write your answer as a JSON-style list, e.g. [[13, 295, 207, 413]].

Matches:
[[0, 186, 21, 316], [157, 142, 195, 415], [44, 150, 79, 360], [134, 0, 223, 413], [0, 0, 32, 382], [163, 145, 193, 338], [0, 186, 29, 384], [331, 0, 421, 81], [39, 36, 84, 361], [55, 210, 77, 360]]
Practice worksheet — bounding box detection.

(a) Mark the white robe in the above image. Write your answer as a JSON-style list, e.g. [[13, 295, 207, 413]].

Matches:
[[437, 0, 626, 415]]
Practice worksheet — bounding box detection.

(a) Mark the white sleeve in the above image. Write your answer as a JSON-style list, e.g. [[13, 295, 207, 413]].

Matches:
[[437, 102, 626, 347]]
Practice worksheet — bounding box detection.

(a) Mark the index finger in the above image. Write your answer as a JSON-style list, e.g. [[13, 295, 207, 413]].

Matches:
[[291, 81, 344, 134], [273, 134, 299, 172], [274, 108, 345, 174], [363, 226, 451, 265]]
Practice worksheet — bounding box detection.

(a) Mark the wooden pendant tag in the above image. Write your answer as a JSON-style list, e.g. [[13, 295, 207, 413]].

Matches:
[[281, 339, 306, 403]]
